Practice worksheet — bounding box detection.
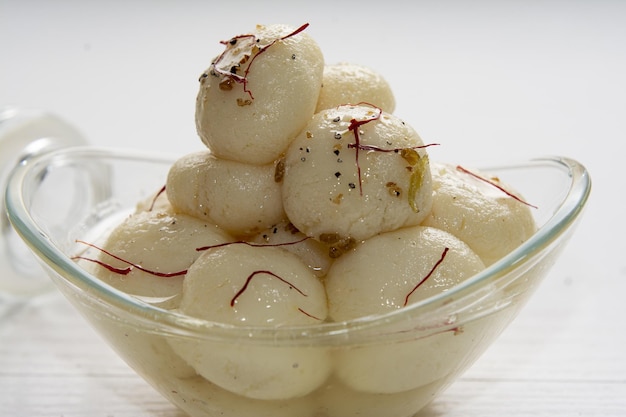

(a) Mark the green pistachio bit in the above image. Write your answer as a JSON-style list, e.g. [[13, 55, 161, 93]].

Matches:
[[408, 154, 429, 213], [400, 148, 420, 166]]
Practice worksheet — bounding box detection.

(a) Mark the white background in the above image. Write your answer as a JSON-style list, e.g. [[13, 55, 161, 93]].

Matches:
[[1, 0, 625, 416]]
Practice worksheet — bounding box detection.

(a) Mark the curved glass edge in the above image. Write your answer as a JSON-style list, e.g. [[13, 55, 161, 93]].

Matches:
[[5, 148, 592, 345], [0, 109, 86, 297]]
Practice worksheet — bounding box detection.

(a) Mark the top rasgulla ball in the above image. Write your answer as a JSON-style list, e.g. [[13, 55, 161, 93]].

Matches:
[[196, 24, 324, 165], [316, 63, 396, 113]]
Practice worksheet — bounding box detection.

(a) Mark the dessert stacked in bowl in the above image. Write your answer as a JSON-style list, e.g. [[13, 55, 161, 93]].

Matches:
[[5, 23, 590, 417]]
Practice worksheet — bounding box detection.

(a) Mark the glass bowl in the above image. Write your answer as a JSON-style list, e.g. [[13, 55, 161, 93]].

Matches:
[[4, 145, 590, 417]]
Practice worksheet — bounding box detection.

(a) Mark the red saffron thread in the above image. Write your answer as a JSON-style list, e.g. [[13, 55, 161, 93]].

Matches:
[[72, 256, 132, 275], [212, 23, 309, 100], [404, 247, 450, 307], [230, 270, 307, 307], [73, 240, 187, 277], [148, 185, 167, 212], [196, 236, 310, 252], [456, 165, 538, 209], [298, 307, 322, 321], [347, 143, 440, 153], [74, 237, 312, 278], [343, 102, 383, 195]]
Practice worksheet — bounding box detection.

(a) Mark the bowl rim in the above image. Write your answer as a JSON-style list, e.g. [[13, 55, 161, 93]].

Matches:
[[5, 147, 591, 343]]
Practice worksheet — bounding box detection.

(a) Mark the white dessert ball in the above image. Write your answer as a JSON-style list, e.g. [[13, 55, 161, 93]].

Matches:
[[97, 325, 197, 380], [316, 62, 395, 113], [281, 104, 433, 245], [196, 23, 324, 165], [422, 162, 536, 266], [170, 244, 331, 400], [325, 225, 485, 393], [168, 375, 317, 417], [80, 206, 232, 309], [166, 151, 286, 236], [317, 376, 444, 417], [326, 225, 484, 321], [331, 316, 499, 394]]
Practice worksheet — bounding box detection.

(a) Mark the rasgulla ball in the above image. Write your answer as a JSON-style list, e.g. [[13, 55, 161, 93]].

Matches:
[[326, 225, 484, 321], [80, 206, 232, 309], [249, 221, 334, 277], [168, 375, 316, 417], [281, 104, 433, 247], [195, 23, 324, 165], [166, 151, 285, 236], [332, 311, 505, 394], [422, 162, 536, 266], [325, 225, 485, 393], [169, 244, 331, 400], [98, 326, 197, 380], [318, 376, 444, 417], [316, 62, 395, 113]]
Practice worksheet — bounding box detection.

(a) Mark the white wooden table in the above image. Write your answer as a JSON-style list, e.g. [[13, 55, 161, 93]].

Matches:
[[1, 1, 625, 415]]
